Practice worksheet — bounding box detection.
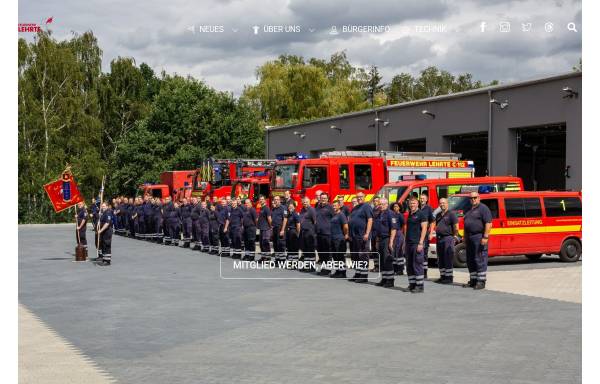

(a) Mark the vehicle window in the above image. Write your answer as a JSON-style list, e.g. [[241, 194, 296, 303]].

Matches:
[[339, 165, 350, 189], [481, 199, 499, 219], [273, 164, 299, 189], [524, 198, 542, 217], [448, 196, 471, 216], [401, 186, 429, 211], [544, 197, 582, 217], [302, 166, 327, 188], [354, 164, 372, 190], [376, 186, 408, 205], [258, 183, 270, 198], [505, 198, 527, 218], [437, 185, 463, 199], [152, 189, 162, 198]]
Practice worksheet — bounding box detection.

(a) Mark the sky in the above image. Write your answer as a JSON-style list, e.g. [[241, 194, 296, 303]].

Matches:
[[19, 0, 582, 96]]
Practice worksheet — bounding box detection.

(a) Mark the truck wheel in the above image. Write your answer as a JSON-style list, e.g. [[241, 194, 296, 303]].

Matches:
[[559, 239, 581, 262], [525, 254, 543, 261], [453, 243, 467, 268]]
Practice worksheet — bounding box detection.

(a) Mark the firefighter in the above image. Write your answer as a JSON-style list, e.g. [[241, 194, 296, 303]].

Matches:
[[271, 196, 287, 264], [153, 198, 163, 244], [90, 198, 99, 229], [330, 200, 349, 278], [404, 196, 428, 293], [96, 202, 114, 266], [283, 190, 293, 207], [348, 192, 373, 283], [208, 203, 220, 254], [217, 198, 231, 256], [75, 201, 88, 250], [143, 195, 154, 241], [226, 199, 244, 259], [113, 198, 122, 235], [162, 197, 176, 245], [391, 202, 406, 275], [434, 198, 459, 284], [257, 195, 272, 261], [419, 193, 435, 278], [285, 201, 300, 263], [180, 198, 193, 248], [337, 195, 350, 217], [314, 190, 322, 207], [373, 198, 398, 287], [172, 201, 182, 245], [315, 193, 334, 275], [128, 198, 135, 237], [134, 197, 143, 239], [198, 201, 210, 252], [462, 191, 492, 290], [242, 198, 258, 261], [299, 196, 317, 272], [369, 196, 381, 272], [190, 197, 200, 249]]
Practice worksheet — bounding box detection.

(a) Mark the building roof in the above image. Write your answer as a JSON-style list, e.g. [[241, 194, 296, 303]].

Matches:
[[266, 71, 582, 132]]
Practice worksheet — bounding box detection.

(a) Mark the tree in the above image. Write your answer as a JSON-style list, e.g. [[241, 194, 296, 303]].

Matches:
[[111, 75, 264, 195]]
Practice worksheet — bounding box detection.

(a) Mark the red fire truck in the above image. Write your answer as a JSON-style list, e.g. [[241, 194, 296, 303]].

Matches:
[[140, 170, 195, 200], [270, 151, 475, 207], [190, 159, 276, 201], [448, 190, 582, 267], [231, 170, 272, 207]]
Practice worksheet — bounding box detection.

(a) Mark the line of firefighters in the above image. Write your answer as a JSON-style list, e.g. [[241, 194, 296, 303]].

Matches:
[[78, 189, 492, 292]]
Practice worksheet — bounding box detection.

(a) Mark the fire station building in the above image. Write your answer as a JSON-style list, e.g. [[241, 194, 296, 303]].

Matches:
[[264, 72, 582, 191]]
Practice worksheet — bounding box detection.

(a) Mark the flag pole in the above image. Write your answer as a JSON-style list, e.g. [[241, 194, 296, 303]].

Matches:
[[96, 175, 105, 259]]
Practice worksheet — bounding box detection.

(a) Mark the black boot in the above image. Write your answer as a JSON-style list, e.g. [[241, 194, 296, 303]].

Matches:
[[474, 281, 486, 290], [462, 279, 477, 288], [410, 285, 424, 293]]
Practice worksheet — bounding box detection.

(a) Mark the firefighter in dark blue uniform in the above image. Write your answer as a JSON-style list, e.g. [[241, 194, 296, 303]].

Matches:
[[336, 195, 350, 218], [330, 200, 349, 278], [96, 202, 113, 266], [390, 203, 406, 275], [373, 198, 399, 287], [127, 198, 135, 237], [142, 195, 154, 241], [285, 201, 300, 263], [419, 193, 435, 278], [434, 198, 459, 284], [198, 201, 210, 252], [180, 198, 193, 248], [226, 199, 244, 259], [463, 191, 493, 290], [299, 196, 317, 272], [257, 195, 272, 261], [190, 197, 201, 250], [133, 197, 143, 239], [271, 196, 287, 263], [208, 204, 220, 254], [242, 199, 258, 260], [217, 198, 231, 256], [404, 196, 428, 293], [163, 197, 176, 245], [370, 196, 381, 272], [90, 198, 99, 229], [152, 198, 163, 243], [75, 201, 88, 250], [348, 192, 373, 283], [315, 193, 334, 275]]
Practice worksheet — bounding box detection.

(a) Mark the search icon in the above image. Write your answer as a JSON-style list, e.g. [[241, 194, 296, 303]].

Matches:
[[567, 22, 578, 32]]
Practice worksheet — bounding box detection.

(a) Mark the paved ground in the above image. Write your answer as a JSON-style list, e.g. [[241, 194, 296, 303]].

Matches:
[[19, 225, 581, 384]]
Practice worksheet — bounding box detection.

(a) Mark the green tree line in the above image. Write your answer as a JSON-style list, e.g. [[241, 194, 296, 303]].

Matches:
[[19, 31, 496, 223]]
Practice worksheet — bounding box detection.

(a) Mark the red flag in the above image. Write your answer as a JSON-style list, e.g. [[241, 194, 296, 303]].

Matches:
[[43, 172, 84, 213], [46, 17, 53, 24]]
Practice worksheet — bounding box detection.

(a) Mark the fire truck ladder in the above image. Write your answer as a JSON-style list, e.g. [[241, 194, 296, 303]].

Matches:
[[321, 151, 463, 160]]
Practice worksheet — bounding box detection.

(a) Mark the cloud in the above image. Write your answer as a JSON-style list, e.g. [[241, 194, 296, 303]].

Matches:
[[18, 0, 582, 95]]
